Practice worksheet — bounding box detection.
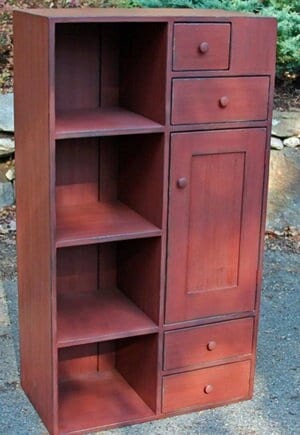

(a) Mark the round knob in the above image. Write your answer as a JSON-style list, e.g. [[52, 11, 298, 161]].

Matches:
[[199, 41, 209, 54], [177, 177, 187, 189], [219, 96, 229, 108], [207, 340, 217, 351], [204, 384, 214, 394]]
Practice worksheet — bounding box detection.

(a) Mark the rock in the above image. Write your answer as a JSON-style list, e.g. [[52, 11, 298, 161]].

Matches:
[[270, 136, 283, 150], [8, 219, 16, 231], [5, 168, 15, 181], [266, 148, 300, 230], [0, 182, 15, 208], [0, 93, 14, 133], [0, 136, 15, 157], [272, 110, 300, 138], [283, 136, 300, 148]]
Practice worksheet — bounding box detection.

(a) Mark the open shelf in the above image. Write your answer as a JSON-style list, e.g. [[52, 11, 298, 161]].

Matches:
[[55, 22, 167, 136], [57, 289, 159, 348], [56, 239, 161, 342], [55, 134, 164, 248], [58, 335, 158, 433], [56, 108, 164, 139], [59, 370, 154, 433], [56, 201, 161, 248]]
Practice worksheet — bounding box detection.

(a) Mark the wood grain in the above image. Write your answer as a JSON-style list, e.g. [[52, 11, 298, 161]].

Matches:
[[173, 23, 230, 71], [164, 318, 254, 370], [59, 370, 154, 434], [117, 334, 158, 412], [166, 129, 266, 322], [57, 245, 98, 295], [14, 12, 57, 433], [55, 23, 100, 111], [119, 134, 164, 228], [56, 108, 164, 139], [172, 76, 270, 125], [56, 138, 99, 207], [120, 23, 167, 125], [56, 201, 162, 248], [57, 290, 158, 347], [162, 360, 251, 413], [118, 238, 162, 324]]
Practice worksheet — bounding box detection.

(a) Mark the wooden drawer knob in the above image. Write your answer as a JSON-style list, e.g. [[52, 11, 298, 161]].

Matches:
[[177, 177, 187, 188], [199, 41, 209, 54], [207, 340, 217, 351], [204, 384, 214, 394], [219, 96, 229, 108]]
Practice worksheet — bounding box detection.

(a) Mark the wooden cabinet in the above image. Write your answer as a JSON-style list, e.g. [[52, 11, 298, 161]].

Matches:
[[13, 8, 276, 435]]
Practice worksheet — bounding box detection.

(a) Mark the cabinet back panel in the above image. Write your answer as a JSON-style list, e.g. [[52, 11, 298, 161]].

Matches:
[[58, 344, 99, 381], [57, 245, 99, 294], [56, 138, 99, 207], [58, 342, 116, 381], [55, 23, 100, 111]]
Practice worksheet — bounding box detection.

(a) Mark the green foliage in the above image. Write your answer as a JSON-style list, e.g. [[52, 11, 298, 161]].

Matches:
[[138, 0, 300, 79], [261, 4, 300, 78]]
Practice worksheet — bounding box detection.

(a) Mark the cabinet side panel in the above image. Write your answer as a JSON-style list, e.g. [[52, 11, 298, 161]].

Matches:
[[13, 12, 56, 433], [230, 17, 277, 74]]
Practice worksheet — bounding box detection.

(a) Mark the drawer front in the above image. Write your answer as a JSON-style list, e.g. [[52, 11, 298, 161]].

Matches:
[[164, 318, 253, 371], [162, 360, 251, 413], [171, 76, 269, 125], [173, 23, 231, 71]]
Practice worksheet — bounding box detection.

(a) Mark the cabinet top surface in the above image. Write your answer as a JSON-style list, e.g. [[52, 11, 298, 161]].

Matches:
[[13, 7, 273, 21]]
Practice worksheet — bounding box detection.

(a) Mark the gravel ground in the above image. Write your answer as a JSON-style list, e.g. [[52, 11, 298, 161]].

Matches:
[[0, 232, 299, 435]]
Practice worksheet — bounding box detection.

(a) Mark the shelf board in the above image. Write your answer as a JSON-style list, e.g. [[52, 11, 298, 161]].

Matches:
[[59, 370, 154, 434], [55, 108, 164, 139], [57, 289, 158, 348], [56, 201, 162, 248]]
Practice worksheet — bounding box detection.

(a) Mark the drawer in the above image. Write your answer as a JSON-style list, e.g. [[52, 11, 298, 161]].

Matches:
[[162, 360, 251, 413], [173, 23, 231, 71], [171, 76, 270, 125], [164, 318, 253, 371]]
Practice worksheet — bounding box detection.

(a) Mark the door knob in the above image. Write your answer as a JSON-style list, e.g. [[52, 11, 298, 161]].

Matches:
[[204, 384, 214, 394], [199, 41, 209, 54], [177, 177, 187, 188], [207, 340, 217, 351], [219, 96, 230, 108]]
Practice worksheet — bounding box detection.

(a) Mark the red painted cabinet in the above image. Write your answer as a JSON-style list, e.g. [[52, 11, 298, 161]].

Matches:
[[14, 8, 276, 435]]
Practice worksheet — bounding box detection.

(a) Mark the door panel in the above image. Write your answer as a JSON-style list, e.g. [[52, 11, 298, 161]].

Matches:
[[165, 129, 266, 323]]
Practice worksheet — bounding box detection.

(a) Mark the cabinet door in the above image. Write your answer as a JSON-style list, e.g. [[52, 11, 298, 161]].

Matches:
[[166, 129, 267, 323]]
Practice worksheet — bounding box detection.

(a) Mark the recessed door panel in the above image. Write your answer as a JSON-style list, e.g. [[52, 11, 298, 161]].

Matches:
[[165, 129, 266, 323]]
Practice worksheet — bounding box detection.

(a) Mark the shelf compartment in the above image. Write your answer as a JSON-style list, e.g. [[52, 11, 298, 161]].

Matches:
[[56, 201, 162, 248], [56, 108, 164, 139], [57, 239, 161, 340], [55, 22, 167, 136], [55, 134, 164, 247], [59, 370, 154, 433], [57, 289, 159, 348], [58, 336, 158, 432]]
